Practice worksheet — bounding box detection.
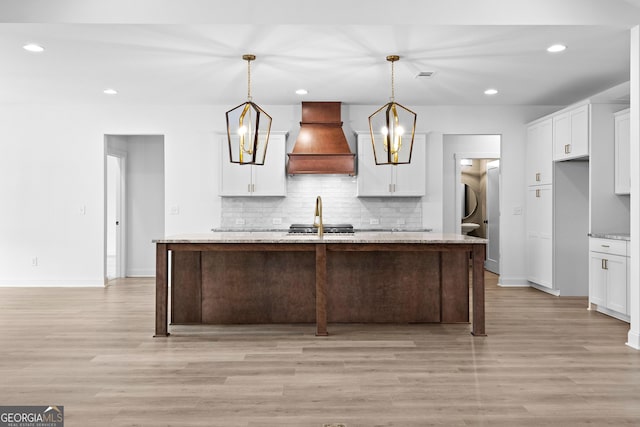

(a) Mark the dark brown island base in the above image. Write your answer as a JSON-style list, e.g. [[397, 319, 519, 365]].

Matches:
[[154, 232, 487, 337]]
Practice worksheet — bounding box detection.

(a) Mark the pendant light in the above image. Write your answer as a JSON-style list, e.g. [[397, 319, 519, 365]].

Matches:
[[368, 55, 417, 165], [225, 54, 272, 165]]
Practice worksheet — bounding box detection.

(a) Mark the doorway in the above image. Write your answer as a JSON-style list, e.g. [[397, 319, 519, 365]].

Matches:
[[104, 135, 165, 282], [105, 153, 125, 281], [443, 134, 501, 274]]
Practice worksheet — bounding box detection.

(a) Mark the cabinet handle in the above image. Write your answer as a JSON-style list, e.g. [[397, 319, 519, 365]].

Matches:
[[601, 244, 610, 248], [248, 184, 251, 193], [252, 184, 255, 192], [535, 173, 541, 182], [564, 144, 571, 154], [602, 259, 608, 270], [393, 184, 397, 192], [536, 189, 540, 198], [389, 184, 392, 193]]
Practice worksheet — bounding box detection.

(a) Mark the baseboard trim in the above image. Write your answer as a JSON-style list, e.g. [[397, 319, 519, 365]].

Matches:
[[627, 330, 640, 350], [0, 279, 104, 287], [497, 277, 530, 287], [125, 269, 155, 277]]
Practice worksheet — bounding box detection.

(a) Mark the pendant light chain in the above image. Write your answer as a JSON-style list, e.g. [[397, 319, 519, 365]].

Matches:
[[247, 57, 252, 101], [390, 59, 395, 101]]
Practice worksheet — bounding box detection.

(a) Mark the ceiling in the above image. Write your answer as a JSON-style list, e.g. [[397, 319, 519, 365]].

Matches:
[[0, 3, 637, 107]]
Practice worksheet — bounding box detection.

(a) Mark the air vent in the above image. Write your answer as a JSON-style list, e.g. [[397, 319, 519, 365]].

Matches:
[[416, 71, 435, 78]]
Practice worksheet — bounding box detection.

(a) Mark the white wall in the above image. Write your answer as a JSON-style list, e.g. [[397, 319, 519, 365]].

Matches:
[[0, 102, 555, 286], [0, 105, 220, 286]]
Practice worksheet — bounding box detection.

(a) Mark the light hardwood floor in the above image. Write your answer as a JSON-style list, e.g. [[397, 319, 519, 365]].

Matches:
[[1, 273, 639, 426]]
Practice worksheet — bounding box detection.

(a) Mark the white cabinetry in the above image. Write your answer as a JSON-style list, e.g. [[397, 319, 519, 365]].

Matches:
[[526, 118, 553, 186], [553, 103, 589, 161], [526, 185, 553, 288], [219, 132, 287, 196], [357, 132, 426, 197], [526, 117, 553, 289], [614, 109, 630, 195], [589, 237, 629, 321]]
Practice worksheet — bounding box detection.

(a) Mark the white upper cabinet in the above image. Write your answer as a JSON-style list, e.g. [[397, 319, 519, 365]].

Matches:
[[526, 118, 553, 186], [219, 132, 287, 197], [614, 108, 630, 195], [356, 133, 426, 197], [553, 103, 589, 161]]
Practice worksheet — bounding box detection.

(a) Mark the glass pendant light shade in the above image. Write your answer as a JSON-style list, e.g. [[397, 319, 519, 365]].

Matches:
[[225, 54, 272, 165], [368, 55, 417, 165]]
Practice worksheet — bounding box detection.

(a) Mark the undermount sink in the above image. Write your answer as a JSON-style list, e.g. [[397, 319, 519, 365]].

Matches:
[[461, 222, 480, 235]]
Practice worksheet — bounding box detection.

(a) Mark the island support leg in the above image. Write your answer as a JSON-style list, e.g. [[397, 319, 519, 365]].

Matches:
[[471, 244, 486, 336], [154, 243, 170, 337], [315, 244, 328, 336]]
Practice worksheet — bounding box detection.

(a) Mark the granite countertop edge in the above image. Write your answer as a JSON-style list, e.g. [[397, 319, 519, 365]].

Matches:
[[589, 233, 631, 241], [154, 231, 487, 245]]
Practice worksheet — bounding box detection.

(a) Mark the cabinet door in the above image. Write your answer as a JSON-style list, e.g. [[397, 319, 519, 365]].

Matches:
[[589, 252, 607, 306], [527, 119, 553, 186], [605, 254, 627, 315], [526, 185, 553, 288], [553, 104, 590, 161], [392, 134, 426, 196], [553, 112, 571, 161], [220, 137, 252, 196], [356, 133, 396, 196], [252, 134, 286, 196], [614, 110, 630, 195], [569, 104, 589, 158]]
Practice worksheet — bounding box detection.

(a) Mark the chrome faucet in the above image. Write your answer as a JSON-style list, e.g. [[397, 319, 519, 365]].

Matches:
[[313, 196, 323, 238]]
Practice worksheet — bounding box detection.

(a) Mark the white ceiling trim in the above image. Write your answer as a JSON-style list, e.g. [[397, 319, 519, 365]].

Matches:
[[1, 0, 640, 25]]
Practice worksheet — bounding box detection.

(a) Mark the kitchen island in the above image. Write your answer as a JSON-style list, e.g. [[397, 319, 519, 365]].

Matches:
[[154, 232, 487, 337]]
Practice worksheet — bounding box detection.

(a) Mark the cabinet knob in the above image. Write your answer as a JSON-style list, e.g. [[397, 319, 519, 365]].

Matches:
[[602, 259, 608, 270], [535, 172, 541, 182], [536, 189, 541, 198]]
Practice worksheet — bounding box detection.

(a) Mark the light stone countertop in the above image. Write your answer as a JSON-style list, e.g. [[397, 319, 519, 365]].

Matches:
[[154, 231, 487, 244], [589, 233, 631, 241]]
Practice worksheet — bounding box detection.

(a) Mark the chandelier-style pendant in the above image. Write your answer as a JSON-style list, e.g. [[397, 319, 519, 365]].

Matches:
[[368, 55, 417, 165], [226, 54, 272, 165]]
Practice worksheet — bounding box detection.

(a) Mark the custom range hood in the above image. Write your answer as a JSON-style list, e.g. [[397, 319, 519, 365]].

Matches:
[[287, 102, 355, 175]]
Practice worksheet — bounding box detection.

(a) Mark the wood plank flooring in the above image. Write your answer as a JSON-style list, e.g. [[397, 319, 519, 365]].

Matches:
[[1, 273, 640, 426]]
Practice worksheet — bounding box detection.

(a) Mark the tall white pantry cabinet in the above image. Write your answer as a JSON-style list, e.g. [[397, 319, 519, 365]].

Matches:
[[525, 119, 553, 289], [525, 100, 627, 298]]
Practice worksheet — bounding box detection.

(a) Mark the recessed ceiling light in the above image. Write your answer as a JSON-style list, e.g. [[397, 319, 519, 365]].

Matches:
[[23, 43, 44, 53], [103, 89, 118, 95], [295, 89, 308, 95], [484, 88, 498, 96], [547, 44, 567, 53]]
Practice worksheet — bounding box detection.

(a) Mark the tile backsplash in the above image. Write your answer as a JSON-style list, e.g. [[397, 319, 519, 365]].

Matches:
[[220, 175, 422, 230]]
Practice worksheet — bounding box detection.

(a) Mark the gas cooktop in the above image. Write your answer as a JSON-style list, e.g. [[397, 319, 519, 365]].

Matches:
[[288, 224, 354, 234]]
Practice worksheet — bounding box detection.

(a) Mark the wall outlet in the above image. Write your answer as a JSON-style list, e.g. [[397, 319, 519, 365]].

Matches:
[[31, 257, 38, 267], [513, 206, 522, 215], [235, 218, 246, 225], [369, 218, 380, 225], [272, 218, 282, 225], [169, 206, 180, 215], [79, 205, 86, 215]]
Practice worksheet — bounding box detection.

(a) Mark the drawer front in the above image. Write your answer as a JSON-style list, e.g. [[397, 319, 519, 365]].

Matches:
[[589, 238, 627, 256]]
